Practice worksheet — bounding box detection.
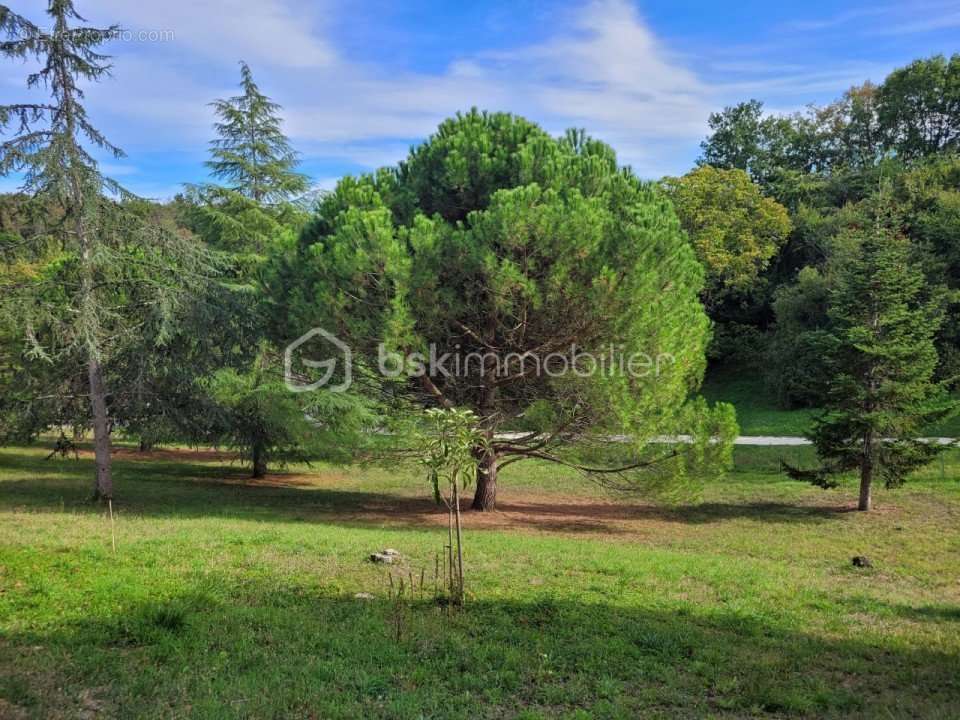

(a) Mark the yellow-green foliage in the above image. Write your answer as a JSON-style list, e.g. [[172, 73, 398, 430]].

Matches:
[[664, 166, 791, 304]]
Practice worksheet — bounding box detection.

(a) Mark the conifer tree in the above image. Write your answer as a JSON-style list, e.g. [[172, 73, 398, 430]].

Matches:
[[275, 111, 737, 511], [206, 62, 308, 203], [0, 1, 210, 499], [805, 201, 958, 510]]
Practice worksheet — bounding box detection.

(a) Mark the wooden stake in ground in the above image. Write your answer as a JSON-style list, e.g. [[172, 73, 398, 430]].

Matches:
[[452, 474, 465, 605], [108, 499, 117, 555]]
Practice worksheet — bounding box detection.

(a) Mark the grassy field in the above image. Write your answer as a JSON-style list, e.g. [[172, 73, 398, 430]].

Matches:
[[702, 369, 960, 437], [1, 443, 960, 719]]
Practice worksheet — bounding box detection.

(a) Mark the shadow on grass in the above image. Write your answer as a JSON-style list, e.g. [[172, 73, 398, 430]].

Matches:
[[900, 604, 960, 621], [840, 595, 960, 624], [0, 445, 851, 533], [3, 584, 959, 718]]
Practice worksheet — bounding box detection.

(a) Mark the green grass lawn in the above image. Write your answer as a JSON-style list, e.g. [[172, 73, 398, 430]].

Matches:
[[701, 371, 817, 436], [702, 368, 960, 437], [2, 443, 960, 719]]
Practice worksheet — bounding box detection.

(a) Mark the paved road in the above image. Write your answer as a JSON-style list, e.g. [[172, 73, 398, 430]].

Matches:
[[497, 432, 958, 446], [731, 436, 957, 446]]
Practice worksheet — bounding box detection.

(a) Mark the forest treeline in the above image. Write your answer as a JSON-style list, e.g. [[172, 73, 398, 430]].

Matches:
[[681, 54, 960, 408]]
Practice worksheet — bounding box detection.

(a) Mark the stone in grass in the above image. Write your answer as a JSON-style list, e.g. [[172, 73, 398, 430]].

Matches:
[[851, 556, 872, 568], [369, 548, 402, 564], [354, 592, 375, 600]]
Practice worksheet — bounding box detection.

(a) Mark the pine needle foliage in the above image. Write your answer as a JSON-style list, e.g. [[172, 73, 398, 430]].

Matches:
[[206, 61, 308, 203]]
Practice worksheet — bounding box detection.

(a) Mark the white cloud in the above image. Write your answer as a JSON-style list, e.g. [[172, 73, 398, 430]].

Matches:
[[34, 0, 711, 174], [0, 0, 847, 180], [310, 177, 342, 192], [100, 163, 140, 177], [869, 10, 960, 35], [298, 141, 414, 170], [280, 0, 714, 172], [781, 1, 960, 35], [82, 0, 335, 69], [4, 0, 943, 185], [780, 6, 891, 32], [83, 56, 217, 149], [482, 0, 712, 140], [716, 63, 895, 99]]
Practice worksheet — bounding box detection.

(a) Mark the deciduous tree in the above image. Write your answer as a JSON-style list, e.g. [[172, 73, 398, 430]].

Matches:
[[878, 54, 960, 162], [664, 166, 791, 309]]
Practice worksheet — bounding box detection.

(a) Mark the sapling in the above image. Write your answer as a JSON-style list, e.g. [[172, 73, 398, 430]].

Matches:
[[418, 408, 486, 605]]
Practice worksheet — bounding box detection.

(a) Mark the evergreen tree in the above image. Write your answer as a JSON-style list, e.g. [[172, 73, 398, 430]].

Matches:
[[206, 351, 374, 478], [804, 201, 958, 511], [185, 62, 368, 477], [206, 62, 308, 203], [275, 111, 736, 511], [0, 1, 210, 499]]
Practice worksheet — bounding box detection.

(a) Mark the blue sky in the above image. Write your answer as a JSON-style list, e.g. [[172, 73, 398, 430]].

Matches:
[[1, 0, 959, 198]]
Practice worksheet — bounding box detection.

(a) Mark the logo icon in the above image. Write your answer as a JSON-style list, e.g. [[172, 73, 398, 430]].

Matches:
[[284, 328, 352, 393]]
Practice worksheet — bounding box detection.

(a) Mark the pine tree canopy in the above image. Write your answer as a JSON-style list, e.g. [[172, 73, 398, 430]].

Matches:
[[271, 110, 737, 508]]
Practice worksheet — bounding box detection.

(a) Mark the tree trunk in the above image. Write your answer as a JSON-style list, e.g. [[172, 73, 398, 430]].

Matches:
[[88, 357, 113, 501], [252, 442, 267, 478], [471, 449, 497, 511], [858, 431, 873, 511], [858, 464, 873, 511], [138, 438, 153, 453], [472, 314, 499, 512]]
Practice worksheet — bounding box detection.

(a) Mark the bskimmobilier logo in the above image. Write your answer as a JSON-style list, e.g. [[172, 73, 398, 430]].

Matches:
[[284, 328, 352, 393]]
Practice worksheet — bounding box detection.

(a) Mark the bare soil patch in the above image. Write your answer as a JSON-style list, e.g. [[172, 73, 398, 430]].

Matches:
[[324, 489, 861, 538]]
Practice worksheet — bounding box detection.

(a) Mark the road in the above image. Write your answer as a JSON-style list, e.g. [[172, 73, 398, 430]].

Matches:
[[496, 432, 958, 446], [730, 436, 957, 446]]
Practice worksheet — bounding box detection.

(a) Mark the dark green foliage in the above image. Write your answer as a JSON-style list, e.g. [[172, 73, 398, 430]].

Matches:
[[766, 267, 834, 408], [205, 352, 375, 477], [0, 1, 125, 199], [0, 194, 217, 443], [104, 271, 260, 449], [805, 202, 958, 504], [180, 116, 368, 475], [113, 603, 188, 646], [698, 55, 960, 387], [392, 110, 553, 224], [698, 100, 801, 183], [0, 2, 213, 498], [699, 64, 954, 192], [803, 83, 884, 172], [877, 54, 960, 161], [779, 459, 837, 489], [707, 321, 766, 366], [276, 110, 735, 506], [180, 186, 308, 256], [206, 62, 308, 203], [892, 156, 960, 381], [205, 356, 315, 478]]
